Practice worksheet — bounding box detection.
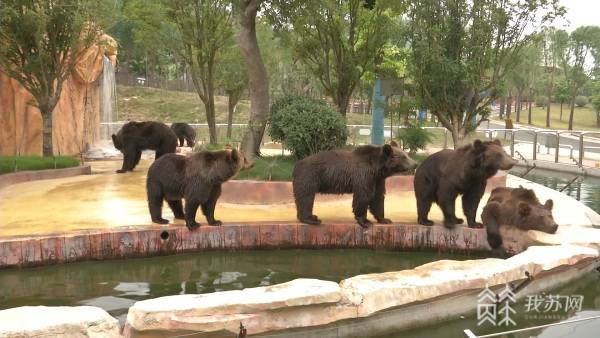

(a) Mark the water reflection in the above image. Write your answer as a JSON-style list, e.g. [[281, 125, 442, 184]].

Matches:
[[0, 249, 469, 320], [509, 168, 600, 214]]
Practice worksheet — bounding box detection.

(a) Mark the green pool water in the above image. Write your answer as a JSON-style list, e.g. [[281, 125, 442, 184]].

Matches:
[[0, 249, 471, 325], [380, 270, 600, 338]]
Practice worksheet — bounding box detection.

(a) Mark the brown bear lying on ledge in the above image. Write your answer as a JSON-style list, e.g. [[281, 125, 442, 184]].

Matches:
[[292, 141, 417, 228], [146, 149, 252, 230], [481, 186, 559, 249]]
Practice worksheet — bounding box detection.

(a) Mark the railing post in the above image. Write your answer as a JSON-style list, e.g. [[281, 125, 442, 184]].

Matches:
[[532, 132, 537, 161], [555, 131, 559, 163], [579, 133, 584, 168], [510, 131, 515, 157]]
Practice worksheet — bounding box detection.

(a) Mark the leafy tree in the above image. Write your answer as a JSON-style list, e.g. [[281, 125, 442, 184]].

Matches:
[[217, 42, 248, 139], [560, 26, 600, 130], [0, 0, 100, 155], [406, 0, 564, 145], [271, 0, 398, 116], [540, 27, 568, 127], [234, 0, 270, 158]]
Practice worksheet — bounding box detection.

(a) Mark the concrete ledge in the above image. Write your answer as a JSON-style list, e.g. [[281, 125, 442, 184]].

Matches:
[[0, 222, 547, 269], [0, 306, 121, 338], [0, 165, 91, 190], [221, 172, 507, 204]]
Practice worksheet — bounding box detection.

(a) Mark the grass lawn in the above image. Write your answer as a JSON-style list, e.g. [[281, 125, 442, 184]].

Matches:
[[509, 103, 599, 131], [117, 85, 396, 126], [0, 156, 80, 175]]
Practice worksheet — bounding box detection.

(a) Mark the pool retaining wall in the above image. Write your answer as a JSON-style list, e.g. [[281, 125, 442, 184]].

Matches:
[[0, 165, 91, 190]]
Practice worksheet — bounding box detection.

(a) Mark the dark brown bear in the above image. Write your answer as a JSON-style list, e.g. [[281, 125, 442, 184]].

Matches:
[[414, 139, 516, 229], [482, 186, 558, 249], [293, 141, 417, 228], [146, 149, 252, 230], [112, 121, 177, 173], [170, 122, 196, 147]]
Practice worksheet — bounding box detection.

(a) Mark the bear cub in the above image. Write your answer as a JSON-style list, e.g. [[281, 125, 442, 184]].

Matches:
[[293, 141, 417, 228], [414, 139, 516, 229], [482, 186, 558, 249], [112, 121, 177, 173], [171, 122, 196, 148], [146, 149, 252, 230]]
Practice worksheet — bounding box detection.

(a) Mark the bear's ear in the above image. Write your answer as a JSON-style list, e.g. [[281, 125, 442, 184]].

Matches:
[[473, 139, 484, 151], [111, 134, 116, 142], [493, 139, 501, 146], [230, 149, 239, 162], [389, 140, 399, 147], [382, 144, 393, 157], [518, 202, 531, 217], [544, 199, 554, 210]]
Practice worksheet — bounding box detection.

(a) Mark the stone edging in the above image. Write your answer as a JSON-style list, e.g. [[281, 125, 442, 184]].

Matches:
[[0, 165, 92, 190], [0, 222, 540, 269]]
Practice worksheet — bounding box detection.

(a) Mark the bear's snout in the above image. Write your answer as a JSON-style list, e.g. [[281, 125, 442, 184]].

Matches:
[[500, 156, 517, 170]]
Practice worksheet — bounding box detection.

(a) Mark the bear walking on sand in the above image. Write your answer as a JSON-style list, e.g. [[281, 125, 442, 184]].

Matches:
[[482, 186, 558, 249], [293, 141, 417, 228], [112, 121, 177, 173], [171, 122, 196, 148], [146, 149, 252, 230], [414, 139, 516, 229]]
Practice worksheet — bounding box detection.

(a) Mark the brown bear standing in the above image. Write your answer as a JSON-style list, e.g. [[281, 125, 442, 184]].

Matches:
[[482, 186, 558, 249], [112, 121, 178, 173], [414, 139, 516, 229], [146, 149, 252, 230], [293, 141, 417, 228], [170, 122, 196, 147]]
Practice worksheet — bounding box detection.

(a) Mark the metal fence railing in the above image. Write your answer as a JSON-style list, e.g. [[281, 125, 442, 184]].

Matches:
[[99, 122, 600, 168]]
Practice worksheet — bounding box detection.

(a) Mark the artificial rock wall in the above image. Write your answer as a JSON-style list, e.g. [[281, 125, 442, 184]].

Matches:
[[0, 34, 117, 156]]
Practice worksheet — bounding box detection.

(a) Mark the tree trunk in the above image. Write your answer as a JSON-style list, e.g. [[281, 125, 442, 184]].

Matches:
[[596, 110, 600, 128], [336, 90, 351, 116], [366, 96, 372, 115], [227, 94, 238, 139], [545, 100, 551, 128], [205, 94, 217, 144], [515, 92, 522, 123], [498, 96, 505, 119], [568, 96, 576, 130], [560, 102, 563, 121], [237, 0, 269, 158], [506, 94, 512, 118], [41, 112, 53, 156], [527, 99, 532, 125]]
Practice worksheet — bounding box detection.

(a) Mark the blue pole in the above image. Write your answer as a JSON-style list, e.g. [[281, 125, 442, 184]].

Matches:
[[372, 78, 384, 145]]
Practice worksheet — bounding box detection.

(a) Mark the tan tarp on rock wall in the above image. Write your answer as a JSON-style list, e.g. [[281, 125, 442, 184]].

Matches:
[[0, 34, 117, 156]]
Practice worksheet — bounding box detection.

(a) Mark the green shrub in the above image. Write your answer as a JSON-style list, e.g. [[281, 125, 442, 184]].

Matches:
[[396, 124, 433, 154], [0, 156, 79, 174], [535, 96, 549, 107], [575, 95, 588, 107], [268, 95, 347, 158]]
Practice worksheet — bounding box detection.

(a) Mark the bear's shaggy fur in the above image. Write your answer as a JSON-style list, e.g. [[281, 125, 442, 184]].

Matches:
[[292, 141, 417, 228], [170, 122, 196, 148], [146, 149, 252, 229], [112, 121, 177, 173], [482, 186, 558, 249], [414, 139, 516, 229]]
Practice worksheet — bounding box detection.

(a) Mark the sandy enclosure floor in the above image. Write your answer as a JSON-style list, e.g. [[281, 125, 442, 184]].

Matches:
[[0, 160, 484, 237]]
